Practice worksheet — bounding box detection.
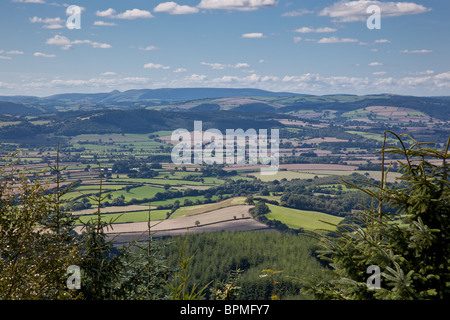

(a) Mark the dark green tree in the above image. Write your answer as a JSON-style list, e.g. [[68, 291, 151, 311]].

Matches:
[[303, 131, 450, 300]]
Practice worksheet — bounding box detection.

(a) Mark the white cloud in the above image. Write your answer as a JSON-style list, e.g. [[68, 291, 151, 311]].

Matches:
[[116, 9, 154, 19], [434, 71, 450, 82], [187, 74, 207, 81], [201, 62, 250, 70], [294, 27, 337, 33], [201, 62, 226, 70], [282, 9, 313, 17], [401, 49, 433, 54], [154, 2, 199, 14], [100, 72, 117, 76], [46, 77, 151, 89], [173, 68, 187, 73], [13, 0, 45, 3], [144, 63, 170, 70], [72, 40, 111, 49], [0, 56, 12, 60], [197, 0, 277, 11], [96, 8, 117, 18], [233, 62, 250, 69], [374, 39, 391, 43], [242, 33, 266, 38], [317, 36, 358, 44], [319, 1, 431, 23], [46, 35, 112, 50], [29, 16, 64, 29], [369, 62, 383, 66], [406, 70, 434, 75], [96, 8, 153, 19], [6, 50, 24, 55], [373, 71, 387, 76], [139, 46, 159, 51], [33, 52, 56, 58], [45, 35, 72, 50], [93, 21, 117, 26]]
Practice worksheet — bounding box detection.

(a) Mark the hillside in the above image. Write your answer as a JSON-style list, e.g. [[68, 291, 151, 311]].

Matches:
[[1, 89, 449, 121]]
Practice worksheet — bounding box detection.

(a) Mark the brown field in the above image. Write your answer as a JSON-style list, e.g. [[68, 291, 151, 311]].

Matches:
[[76, 205, 270, 241], [224, 163, 358, 171], [301, 137, 349, 144], [73, 204, 151, 216]]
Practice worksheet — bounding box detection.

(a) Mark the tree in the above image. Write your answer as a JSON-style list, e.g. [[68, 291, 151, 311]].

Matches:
[[0, 153, 82, 299], [245, 195, 254, 205], [303, 131, 450, 300]]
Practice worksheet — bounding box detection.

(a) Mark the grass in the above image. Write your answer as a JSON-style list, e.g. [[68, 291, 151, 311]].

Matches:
[[265, 204, 343, 231], [346, 130, 397, 143], [108, 185, 165, 201]]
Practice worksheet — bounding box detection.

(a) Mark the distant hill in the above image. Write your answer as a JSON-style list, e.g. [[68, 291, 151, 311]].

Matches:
[[0, 88, 449, 121], [0, 101, 43, 115], [40, 88, 305, 104]]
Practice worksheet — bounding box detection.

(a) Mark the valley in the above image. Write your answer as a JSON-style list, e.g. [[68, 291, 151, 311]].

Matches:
[[2, 90, 448, 244]]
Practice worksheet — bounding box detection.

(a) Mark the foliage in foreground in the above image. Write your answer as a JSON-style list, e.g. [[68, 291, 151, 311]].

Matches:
[[304, 132, 449, 300]]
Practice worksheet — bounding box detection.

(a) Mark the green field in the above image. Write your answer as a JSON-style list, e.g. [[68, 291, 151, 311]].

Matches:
[[346, 130, 397, 143], [108, 185, 165, 201], [265, 204, 343, 231]]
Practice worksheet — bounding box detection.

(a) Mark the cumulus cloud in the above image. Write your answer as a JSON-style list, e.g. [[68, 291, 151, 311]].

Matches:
[[319, 0, 431, 22], [6, 50, 24, 55], [197, 0, 277, 11], [96, 8, 153, 19], [33, 52, 56, 58], [93, 21, 117, 26], [96, 8, 117, 18], [116, 9, 154, 19], [317, 36, 358, 44], [374, 39, 391, 43], [139, 46, 159, 51], [282, 9, 313, 17], [29, 16, 64, 29], [294, 27, 337, 33], [368, 61, 383, 66], [46, 35, 112, 50], [242, 33, 266, 38], [201, 62, 250, 70], [154, 2, 199, 14], [144, 63, 170, 70], [13, 0, 45, 3]]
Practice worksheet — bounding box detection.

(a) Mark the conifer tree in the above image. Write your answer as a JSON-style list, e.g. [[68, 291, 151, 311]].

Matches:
[[0, 153, 81, 299], [304, 132, 450, 299]]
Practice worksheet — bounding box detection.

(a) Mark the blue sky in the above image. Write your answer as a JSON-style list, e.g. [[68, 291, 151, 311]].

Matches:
[[0, 0, 449, 96]]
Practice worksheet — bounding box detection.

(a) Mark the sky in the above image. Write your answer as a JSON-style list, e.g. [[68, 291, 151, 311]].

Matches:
[[0, 0, 449, 97]]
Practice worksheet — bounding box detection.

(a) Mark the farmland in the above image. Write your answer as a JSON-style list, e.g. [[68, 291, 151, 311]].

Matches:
[[1, 93, 449, 244], [1, 90, 450, 302]]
